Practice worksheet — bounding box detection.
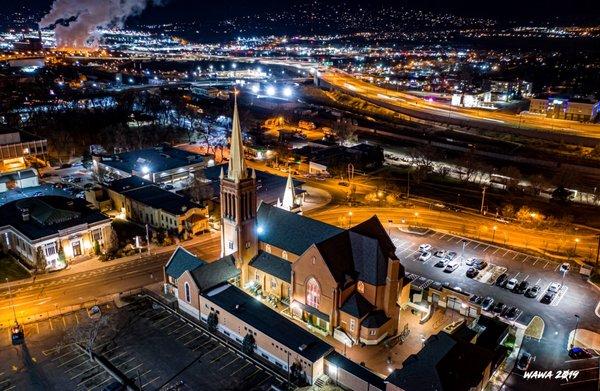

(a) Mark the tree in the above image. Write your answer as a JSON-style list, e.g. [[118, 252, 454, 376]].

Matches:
[[528, 174, 548, 195], [93, 240, 101, 256], [333, 118, 357, 145], [409, 146, 437, 183], [67, 313, 113, 361], [105, 226, 119, 255], [187, 172, 214, 203], [207, 311, 218, 332], [57, 243, 66, 267], [242, 333, 256, 355], [501, 204, 516, 219], [35, 247, 47, 273]]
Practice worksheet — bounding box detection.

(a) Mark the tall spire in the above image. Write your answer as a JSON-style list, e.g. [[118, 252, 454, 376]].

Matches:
[[279, 172, 296, 211], [227, 92, 247, 182]]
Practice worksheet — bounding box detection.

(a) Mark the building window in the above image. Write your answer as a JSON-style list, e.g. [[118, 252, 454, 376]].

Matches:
[[306, 278, 320, 309], [255, 271, 260, 281], [44, 243, 57, 257], [369, 329, 376, 336], [357, 281, 365, 294], [92, 229, 103, 243], [349, 319, 356, 332], [271, 278, 277, 289], [228, 241, 234, 250], [184, 282, 191, 303], [245, 241, 250, 249], [281, 251, 288, 260], [311, 256, 316, 265], [265, 244, 271, 253]]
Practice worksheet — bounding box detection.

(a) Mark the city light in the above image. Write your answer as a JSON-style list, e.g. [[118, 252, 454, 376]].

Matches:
[[251, 84, 260, 94], [141, 166, 150, 174], [257, 226, 264, 234], [265, 85, 276, 96], [283, 86, 293, 97]]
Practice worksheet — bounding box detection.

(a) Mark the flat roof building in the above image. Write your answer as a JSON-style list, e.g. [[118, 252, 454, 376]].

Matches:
[[529, 96, 599, 122]]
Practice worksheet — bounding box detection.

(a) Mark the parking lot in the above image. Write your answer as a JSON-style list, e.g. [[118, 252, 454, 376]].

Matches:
[[0, 297, 282, 391]]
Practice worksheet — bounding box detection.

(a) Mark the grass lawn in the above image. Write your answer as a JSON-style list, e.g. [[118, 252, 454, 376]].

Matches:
[[0, 254, 30, 282]]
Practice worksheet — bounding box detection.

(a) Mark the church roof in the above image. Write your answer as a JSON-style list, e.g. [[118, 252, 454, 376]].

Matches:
[[190, 254, 240, 291], [165, 247, 205, 279], [257, 202, 343, 256], [249, 251, 291, 283], [340, 292, 375, 319]]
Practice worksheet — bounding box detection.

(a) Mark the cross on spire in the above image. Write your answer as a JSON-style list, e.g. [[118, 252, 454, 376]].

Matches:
[[227, 90, 247, 182]]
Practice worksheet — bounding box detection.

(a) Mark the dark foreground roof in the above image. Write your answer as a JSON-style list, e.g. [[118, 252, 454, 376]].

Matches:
[[165, 247, 205, 279], [122, 185, 202, 216], [191, 255, 240, 291], [107, 176, 153, 192], [257, 202, 342, 255], [386, 332, 494, 391], [203, 284, 332, 362], [0, 196, 109, 241], [326, 352, 385, 391], [361, 310, 390, 329], [249, 251, 291, 283]]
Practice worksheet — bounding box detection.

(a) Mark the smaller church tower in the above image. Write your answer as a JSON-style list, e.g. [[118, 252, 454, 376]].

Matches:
[[220, 93, 258, 284]]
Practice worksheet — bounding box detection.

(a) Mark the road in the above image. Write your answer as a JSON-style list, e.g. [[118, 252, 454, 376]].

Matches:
[[0, 233, 221, 328], [320, 71, 600, 142]]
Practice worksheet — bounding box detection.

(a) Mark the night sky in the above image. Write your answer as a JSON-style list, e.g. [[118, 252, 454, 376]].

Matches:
[[7, 0, 600, 21]]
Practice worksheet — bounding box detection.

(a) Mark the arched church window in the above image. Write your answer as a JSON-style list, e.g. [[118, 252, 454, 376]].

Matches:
[[306, 278, 320, 309], [266, 244, 271, 253], [282, 251, 288, 260]]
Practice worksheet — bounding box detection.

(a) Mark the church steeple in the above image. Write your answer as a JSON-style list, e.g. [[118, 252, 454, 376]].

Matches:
[[227, 93, 247, 182], [279, 172, 296, 211]]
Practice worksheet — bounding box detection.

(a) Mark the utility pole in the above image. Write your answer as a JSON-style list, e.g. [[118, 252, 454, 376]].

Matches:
[[572, 314, 580, 349], [596, 234, 600, 265], [6, 277, 17, 323], [480, 186, 487, 214]]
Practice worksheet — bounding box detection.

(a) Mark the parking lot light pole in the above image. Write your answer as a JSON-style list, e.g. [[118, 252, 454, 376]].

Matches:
[[574, 238, 580, 255], [492, 226, 497, 243], [461, 240, 467, 266], [571, 314, 580, 349]]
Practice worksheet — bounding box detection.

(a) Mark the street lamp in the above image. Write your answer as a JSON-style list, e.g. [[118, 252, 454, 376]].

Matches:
[[414, 212, 419, 226], [492, 225, 497, 243], [574, 238, 580, 254], [348, 211, 353, 228], [571, 314, 580, 349]]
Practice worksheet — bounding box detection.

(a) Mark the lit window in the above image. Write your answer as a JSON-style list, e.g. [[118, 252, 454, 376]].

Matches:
[[369, 329, 376, 336], [306, 278, 320, 309], [271, 278, 277, 289], [228, 241, 234, 250], [265, 244, 271, 253], [349, 319, 356, 332], [282, 251, 288, 260], [184, 282, 191, 302]]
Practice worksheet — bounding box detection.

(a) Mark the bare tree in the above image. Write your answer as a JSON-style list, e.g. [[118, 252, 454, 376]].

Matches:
[[67, 314, 113, 361], [409, 146, 437, 183]]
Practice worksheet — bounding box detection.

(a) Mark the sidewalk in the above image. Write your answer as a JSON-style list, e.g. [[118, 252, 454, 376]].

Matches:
[[0, 231, 219, 290]]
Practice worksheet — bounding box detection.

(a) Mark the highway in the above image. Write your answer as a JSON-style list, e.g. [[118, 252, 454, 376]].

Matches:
[[320, 71, 600, 141]]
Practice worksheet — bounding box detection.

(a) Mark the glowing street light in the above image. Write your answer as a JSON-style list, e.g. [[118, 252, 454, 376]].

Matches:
[[251, 84, 260, 94], [492, 225, 497, 243], [348, 211, 353, 227], [283, 86, 293, 98], [266, 85, 276, 96], [141, 166, 150, 174], [574, 238, 580, 253]]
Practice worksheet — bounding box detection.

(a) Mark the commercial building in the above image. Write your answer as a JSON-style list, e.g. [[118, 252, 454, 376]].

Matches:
[[293, 143, 385, 175], [0, 196, 111, 270], [529, 96, 599, 122], [0, 126, 47, 192], [87, 176, 209, 235], [489, 79, 532, 102], [92, 144, 207, 187]]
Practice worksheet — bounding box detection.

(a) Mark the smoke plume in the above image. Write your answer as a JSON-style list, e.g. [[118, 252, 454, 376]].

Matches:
[[40, 0, 166, 48]]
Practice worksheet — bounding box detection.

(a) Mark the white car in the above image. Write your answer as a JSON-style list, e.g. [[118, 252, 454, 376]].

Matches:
[[506, 278, 518, 290], [419, 244, 432, 252], [419, 252, 432, 261], [548, 282, 561, 293], [444, 260, 460, 273], [559, 263, 570, 273]]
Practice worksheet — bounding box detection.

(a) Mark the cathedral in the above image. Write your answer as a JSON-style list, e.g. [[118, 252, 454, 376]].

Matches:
[[217, 96, 405, 346]]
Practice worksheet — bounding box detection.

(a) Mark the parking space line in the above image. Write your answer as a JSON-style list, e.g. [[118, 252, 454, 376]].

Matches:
[[230, 362, 250, 376], [142, 377, 161, 389], [167, 323, 190, 335], [553, 263, 560, 272], [122, 363, 143, 375], [256, 374, 272, 387], [159, 319, 180, 330], [57, 352, 86, 368], [532, 258, 539, 266], [210, 351, 231, 363], [200, 345, 222, 357], [243, 368, 262, 382], [183, 334, 203, 346], [454, 237, 463, 244], [512, 252, 519, 260], [523, 275, 529, 281], [492, 248, 501, 255], [534, 278, 541, 286], [438, 234, 447, 240], [220, 357, 241, 371], [473, 243, 481, 249], [193, 339, 214, 352], [522, 256, 529, 263], [446, 236, 454, 242], [481, 246, 490, 252], [502, 250, 509, 256], [513, 272, 520, 279], [69, 365, 98, 380], [543, 261, 549, 269], [175, 329, 196, 341]]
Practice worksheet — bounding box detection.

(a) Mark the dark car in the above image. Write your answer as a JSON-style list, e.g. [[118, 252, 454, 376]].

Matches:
[[466, 267, 479, 278], [469, 294, 483, 304], [434, 259, 448, 268], [504, 306, 520, 320], [525, 285, 541, 298], [474, 260, 488, 270], [568, 347, 594, 360], [495, 273, 508, 287], [517, 352, 533, 371], [492, 302, 506, 314], [541, 292, 555, 304], [482, 297, 494, 311], [515, 280, 530, 294]]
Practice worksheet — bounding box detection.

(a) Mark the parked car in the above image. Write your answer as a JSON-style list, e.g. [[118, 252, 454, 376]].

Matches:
[[525, 285, 541, 298], [419, 252, 432, 261], [445, 251, 458, 261], [419, 243, 432, 252], [434, 258, 449, 268], [504, 306, 520, 320], [466, 267, 479, 278], [568, 347, 594, 360], [482, 297, 494, 311], [495, 273, 508, 287], [474, 260, 488, 270], [492, 302, 506, 314], [469, 295, 483, 304], [515, 280, 529, 294], [517, 351, 533, 371], [559, 263, 571, 273], [541, 292, 555, 304], [548, 282, 561, 293], [444, 260, 460, 273], [505, 278, 518, 291], [465, 257, 477, 266], [434, 250, 447, 258]]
